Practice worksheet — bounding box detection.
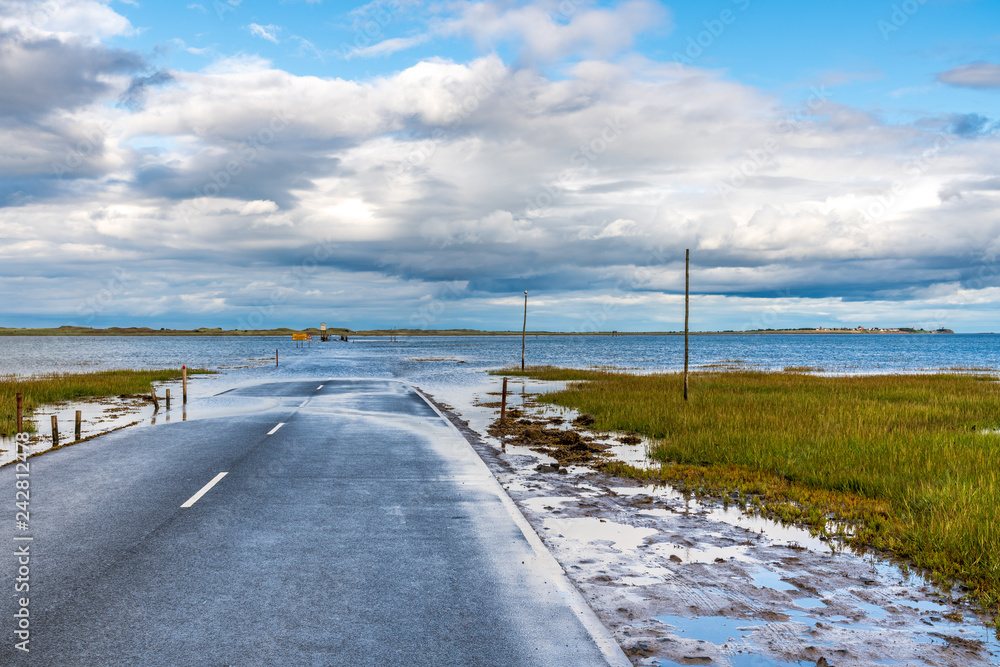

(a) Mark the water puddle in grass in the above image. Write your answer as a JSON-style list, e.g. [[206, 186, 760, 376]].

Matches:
[[0, 376, 263, 466]]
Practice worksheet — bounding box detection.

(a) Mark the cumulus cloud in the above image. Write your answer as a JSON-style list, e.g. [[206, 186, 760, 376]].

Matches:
[[436, 0, 669, 63], [937, 62, 1000, 89], [2, 1, 1000, 330], [240, 199, 279, 215]]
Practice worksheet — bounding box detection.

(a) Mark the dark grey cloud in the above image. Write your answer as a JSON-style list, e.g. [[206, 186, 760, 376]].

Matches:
[[119, 70, 175, 110], [950, 113, 993, 137], [937, 62, 1000, 89], [0, 29, 145, 119]]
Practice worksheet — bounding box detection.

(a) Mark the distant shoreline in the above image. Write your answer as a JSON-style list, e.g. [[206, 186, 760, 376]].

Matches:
[[0, 326, 960, 337]]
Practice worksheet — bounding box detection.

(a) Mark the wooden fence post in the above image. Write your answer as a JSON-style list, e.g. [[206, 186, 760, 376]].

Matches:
[[183, 366, 188, 405], [166, 388, 171, 410], [16, 393, 23, 434], [500, 377, 508, 422], [51, 415, 59, 448], [75, 410, 82, 441]]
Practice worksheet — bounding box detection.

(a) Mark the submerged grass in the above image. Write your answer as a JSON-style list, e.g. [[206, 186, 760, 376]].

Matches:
[[0, 369, 212, 437], [496, 366, 1000, 618]]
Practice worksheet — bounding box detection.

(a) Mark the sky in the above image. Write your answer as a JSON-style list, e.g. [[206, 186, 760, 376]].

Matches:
[[1, 0, 999, 332]]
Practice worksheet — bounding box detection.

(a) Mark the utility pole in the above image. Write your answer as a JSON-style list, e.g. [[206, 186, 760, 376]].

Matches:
[[521, 290, 528, 370], [684, 249, 690, 402]]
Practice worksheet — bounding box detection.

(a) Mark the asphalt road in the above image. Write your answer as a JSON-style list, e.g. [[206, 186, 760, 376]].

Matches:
[[1, 378, 628, 666]]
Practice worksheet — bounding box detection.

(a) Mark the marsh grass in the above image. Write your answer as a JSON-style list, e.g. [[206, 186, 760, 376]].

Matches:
[[496, 366, 1000, 617], [0, 369, 212, 436]]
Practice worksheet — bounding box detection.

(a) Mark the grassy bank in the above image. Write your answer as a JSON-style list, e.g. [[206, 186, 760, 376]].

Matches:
[[497, 366, 1000, 617], [0, 369, 212, 437]]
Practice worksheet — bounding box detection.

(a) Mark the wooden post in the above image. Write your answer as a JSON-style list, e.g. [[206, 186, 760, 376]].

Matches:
[[16, 392, 23, 434], [182, 366, 188, 405], [521, 290, 528, 370], [75, 410, 82, 441], [684, 248, 690, 402], [51, 415, 58, 447], [500, 377, 508, 422], [166, 388, 171, 410], [276, 349, 279, 366], [150, 389, 159, 412]]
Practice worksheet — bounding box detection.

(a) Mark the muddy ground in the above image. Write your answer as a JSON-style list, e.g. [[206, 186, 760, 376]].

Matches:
[[425, 380, 1000, 667]]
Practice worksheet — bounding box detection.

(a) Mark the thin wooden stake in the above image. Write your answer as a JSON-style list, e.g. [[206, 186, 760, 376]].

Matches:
[[166, 388, 171, 410], [521, 290, 528, 370], [16, 392, 23, 434], [684, 248, 690, 402], [75, 410, 82, 441], [276, 349, 279, 366], [51, 415, 59, 448], [500, 377, 508, 422], [151, 389, 159, 412], [182, 366, 188, 405]]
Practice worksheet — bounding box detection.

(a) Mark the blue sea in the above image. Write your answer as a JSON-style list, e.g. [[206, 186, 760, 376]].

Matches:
[[1, 333, 998, 380]]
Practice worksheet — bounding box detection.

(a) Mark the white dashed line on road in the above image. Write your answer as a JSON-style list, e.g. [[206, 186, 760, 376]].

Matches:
[[267, 423, 284, 435], [180, 472, 228, 508]]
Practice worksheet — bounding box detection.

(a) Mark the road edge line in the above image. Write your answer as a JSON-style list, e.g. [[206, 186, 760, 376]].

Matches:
[[410, 384, 632, 667]]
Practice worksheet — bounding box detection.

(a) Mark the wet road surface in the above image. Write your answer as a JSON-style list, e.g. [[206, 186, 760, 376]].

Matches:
[[2, 379, 627, 666]]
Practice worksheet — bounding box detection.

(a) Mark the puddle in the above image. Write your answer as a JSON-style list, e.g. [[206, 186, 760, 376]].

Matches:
[[750, 567, 799, 592], [544, 516, 657, 551], [649, 540, 751, 565], [791, 597, 826, 610]]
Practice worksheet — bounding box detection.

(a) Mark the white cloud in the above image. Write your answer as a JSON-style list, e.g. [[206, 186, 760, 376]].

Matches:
[[938, 62, 1000, 89], [247, 23, 281, 44], [3, 22, 1000, 329], [437, 0, 669, 62], [240, 199, 279, 215], [349, 34, 430, 58]]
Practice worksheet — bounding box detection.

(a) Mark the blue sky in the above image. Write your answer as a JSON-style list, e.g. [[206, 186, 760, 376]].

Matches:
[[1, 0, 1000, 331]]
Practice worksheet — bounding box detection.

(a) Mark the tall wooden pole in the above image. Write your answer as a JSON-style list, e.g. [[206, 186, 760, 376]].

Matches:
[[16, 392, 23, 434], [521, 290, 528, 370], [684, 249, 690, 402]]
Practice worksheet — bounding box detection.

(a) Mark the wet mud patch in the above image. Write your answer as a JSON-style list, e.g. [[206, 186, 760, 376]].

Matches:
[[421, 378, 1000, 667]]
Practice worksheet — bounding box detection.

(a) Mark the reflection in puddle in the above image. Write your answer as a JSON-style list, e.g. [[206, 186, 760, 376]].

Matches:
[[656, 613, 765, 644], [750, 567, 799, 592], [544, 516, 657, 551], [649, 540, 751, 565]]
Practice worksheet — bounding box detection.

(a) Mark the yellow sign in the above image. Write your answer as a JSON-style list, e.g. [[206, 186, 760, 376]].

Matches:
[[292, 333, 308, 341]]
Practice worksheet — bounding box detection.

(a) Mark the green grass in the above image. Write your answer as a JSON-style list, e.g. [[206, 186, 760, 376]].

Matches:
[[1, 369, 213, 437], [496, 366, 1000, 617]]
